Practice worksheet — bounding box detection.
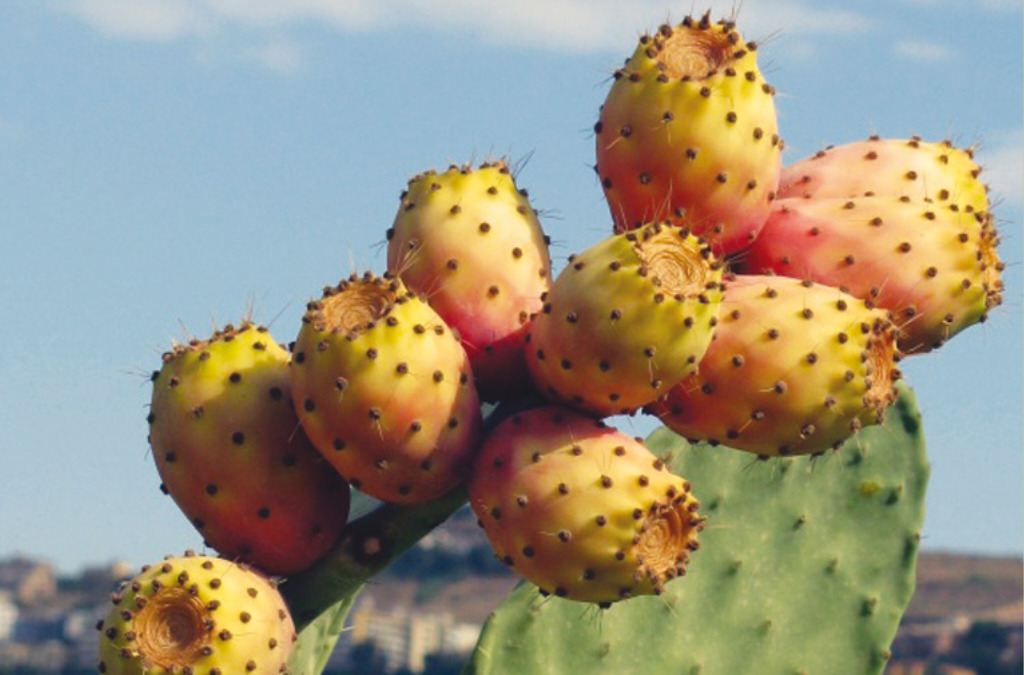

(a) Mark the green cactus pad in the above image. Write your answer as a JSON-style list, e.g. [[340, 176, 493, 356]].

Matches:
[[465, 382, 929, 675]]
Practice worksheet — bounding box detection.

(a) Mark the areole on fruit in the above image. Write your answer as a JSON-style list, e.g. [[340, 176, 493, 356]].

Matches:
[[132, 587, 210, 669], [635, 500, 694, 583], [633, 224, 714, 294], [979, 215, 1005, 309], [865, 330, 899, 419], [654, 19, 737, 79], [321, 279, 397, 332]]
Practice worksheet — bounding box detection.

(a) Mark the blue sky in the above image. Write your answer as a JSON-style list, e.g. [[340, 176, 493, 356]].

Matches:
[[1, 0, 1020, 574]]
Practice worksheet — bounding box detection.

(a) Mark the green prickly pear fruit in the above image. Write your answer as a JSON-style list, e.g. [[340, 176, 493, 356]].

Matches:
[[291, 272, 482, 505], [594, 12, 781, 256], [525, 222, 723, 417], [96, 552, 296, 675], [777, 136, 990, 218], [148, 322, 350, 576], [468, 406, 702, 607], [647, 274, 901, 457], [738, 196, 1004, 354], [387, 160, 552, 402]]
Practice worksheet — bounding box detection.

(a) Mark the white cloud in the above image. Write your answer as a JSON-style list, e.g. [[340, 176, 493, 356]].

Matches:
[[893, 39, 955, 62], [55, 0, 871, 54], [977, 128, 1024, 208], [59, 0, 210, 41]]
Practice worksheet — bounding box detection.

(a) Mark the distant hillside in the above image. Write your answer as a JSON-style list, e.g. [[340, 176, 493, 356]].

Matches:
[[905, 551, 1023, 624]]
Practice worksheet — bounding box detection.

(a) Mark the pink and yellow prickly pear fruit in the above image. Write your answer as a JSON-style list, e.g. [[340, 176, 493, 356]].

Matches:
[[96, 552, 296, 675], [777, 136, 990, 217], [738, 196, 1004, 354], [291, 272, 482, 504], [594, 12, 781, 256], [525, 222, 724, 417], [148, 322, 350, 576], [647, 275, 901, 457], [468, 406, 702, 607], [387, 160, 552, 402]]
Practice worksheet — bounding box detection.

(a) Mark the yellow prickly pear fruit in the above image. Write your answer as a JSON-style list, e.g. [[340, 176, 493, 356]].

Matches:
[[595, 12, 781, 256], [149, 322, 350, 576], [292, 272, 482, 504], [96, 552, 296, 674], [469, 406, 702, 607]]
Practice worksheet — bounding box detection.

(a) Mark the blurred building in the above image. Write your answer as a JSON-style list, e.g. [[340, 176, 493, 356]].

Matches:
[[342, 596, 482, 673], [0, 592, 18, 641], [0, 556, 56, 604]]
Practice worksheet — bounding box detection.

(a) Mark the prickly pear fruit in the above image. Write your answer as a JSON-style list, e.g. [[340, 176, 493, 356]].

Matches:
[[96, 552, 296, 675], [148, 322, 350, 576], [525, 222, 724, 417], [647, 275, 900, 457], [387, 160, 552, 402], [594, 12, 781, 255], [468, 406, 702, 607], [738, 196, 1004, 354], [777, 136, 990, 217], [291, 272, 482, 504]]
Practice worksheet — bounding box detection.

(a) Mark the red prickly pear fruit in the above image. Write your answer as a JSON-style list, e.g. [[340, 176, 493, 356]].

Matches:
[[647, 275, 901, 457], [148, 322, 350, 576], [291, 272, 482, 504], [468, 406, 702, 606], [387, 160, 552, 402], [525, 222, 724, 417], [594, 12, 782, 257], [96, 552, 296, 674], [777, 136, 990, 218], [738, 196, 1004, 354]]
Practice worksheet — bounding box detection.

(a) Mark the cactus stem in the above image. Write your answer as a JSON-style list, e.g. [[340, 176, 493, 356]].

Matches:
[[279, 485, 467, 631]]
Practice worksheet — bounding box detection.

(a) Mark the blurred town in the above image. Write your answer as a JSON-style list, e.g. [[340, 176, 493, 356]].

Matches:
[[1, 508, 1020, 675]]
